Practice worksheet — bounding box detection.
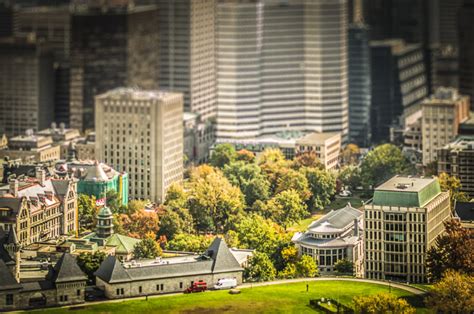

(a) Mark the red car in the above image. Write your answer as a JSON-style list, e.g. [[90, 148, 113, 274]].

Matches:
[[185, 281, 207, 293]]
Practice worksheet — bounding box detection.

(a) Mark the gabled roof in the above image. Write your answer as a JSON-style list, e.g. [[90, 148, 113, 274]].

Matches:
[[95, 255, 131, 283], [308, 204, 362, 233], [46, 253, 86, 284], [0, 197, 23, 214], [51, 179, 71, 199], [105, 234, 140, 254], [206, 237, 242, 273], [0, 259, 21, 291], [85, 162, 109, 181]]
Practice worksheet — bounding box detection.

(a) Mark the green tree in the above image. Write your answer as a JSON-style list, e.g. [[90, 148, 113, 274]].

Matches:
[[224, 230, 240, 248], [236, 149, 256, 163], [166, 233, 215, 252], [426, 219, 474, 281], [77, 194, 97, 231], [353, 293, 415, 314], [106, 190, 126, 214], [438, 172, 470, 206], [187, 165, 245, 232], [257, 148, 290, 192], [334, 259, 354, 275], [292, 151, 323, 170], [158, 207, 194, 241], [266, 190, 308, 229], [133, 237, 162, 259], [164, 183, 188, 209], [127, 199, 148, 214], [244, 252, 277, 282], [279, 262, 297, 279], [338, 165, 362, 191], [304, 167, 336, 211], [341, 143, 360, 165], [210, 144, 237, 168], [275, 169, 311, 202], [425, 270, 474, 313], [296, 255, 318, 277], [360, 144, 410, 188], [76, 251, 107, 283]]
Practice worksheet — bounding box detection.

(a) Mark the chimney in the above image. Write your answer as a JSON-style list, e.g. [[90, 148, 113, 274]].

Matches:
[[353, 218, 359, 237], [9, 178, 18, 197], [36, 167, 46, 185]]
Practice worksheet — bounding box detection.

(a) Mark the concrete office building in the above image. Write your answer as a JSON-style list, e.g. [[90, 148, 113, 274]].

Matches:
[[364, 176, 451, 283], [459, 0, 474, 109], [421, 88, 470, 165], [349, 23, 371, 147], [216, 0, 348, 142], [158, 0, 217, 120], [370, 40, 428, 143], [95, 88, 183, 203], [438, 135, 474, 198], [70, 3, 159, 130], [0, 37, 55, 138]]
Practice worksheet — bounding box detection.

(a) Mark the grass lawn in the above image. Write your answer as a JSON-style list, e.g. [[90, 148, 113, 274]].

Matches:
[[33, 281, 429, 314], [325, 196, 365, 211]]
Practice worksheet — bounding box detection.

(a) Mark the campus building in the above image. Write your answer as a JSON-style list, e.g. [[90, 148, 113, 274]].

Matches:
[[0, 134, 61, 164], [95, 88, 183, 203], [292, 204, 364, 277], [364, 176, 451, 283]]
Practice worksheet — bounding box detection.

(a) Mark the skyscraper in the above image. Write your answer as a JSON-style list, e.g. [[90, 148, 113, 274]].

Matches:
[[459, 0, 474, 109], [70, 3, 159, 130], [216, 0, 348, 142], [95, 88, 183, 203], [158, 0, 217, 120]]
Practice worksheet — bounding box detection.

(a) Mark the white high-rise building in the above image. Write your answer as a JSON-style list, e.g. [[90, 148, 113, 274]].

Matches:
[[95, 88, 183, 203], [216, 0, 348, 141]]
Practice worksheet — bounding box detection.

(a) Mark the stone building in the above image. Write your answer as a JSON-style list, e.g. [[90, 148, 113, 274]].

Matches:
[[0, 253, 87, 311], [364, 175, 451, 283], [0, 134, 61, 163], [94, 237, 243, 299], [292, 204, 364, 277], [0, 171, 78, 245]]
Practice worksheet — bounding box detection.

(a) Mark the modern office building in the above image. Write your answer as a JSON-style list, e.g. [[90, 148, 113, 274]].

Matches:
[[95, 88, 183, 203], [292, 204, 364, 277], [459, 0, 474, 109], [158, 0, 217, 120], [348, 23, 371, 147], [70, 3, 159, 130], [0, 37, 55, 137], [0, 1, 14, 38], [421, 88, 470, 165], [216, 0, 348, 142], [370, 40, 428, 143], [438, 135, 474, 198], [364, 175, 451, 283]]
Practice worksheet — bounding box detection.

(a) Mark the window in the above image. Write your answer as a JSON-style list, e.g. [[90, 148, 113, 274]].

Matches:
[[116, 289, 120, 295], [139, 286, 142, 293], [65, 295, 68, 302], [160, 284, 164, 291], [121, 288, 124, 295], [180, 282, 183, 289], [77, 290, 81, 296], [6, 294, 13, 305]]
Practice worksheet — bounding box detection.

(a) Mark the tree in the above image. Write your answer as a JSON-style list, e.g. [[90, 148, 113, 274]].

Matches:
[[334, 259, 354, 275], [106, 190, 126, 214], [266, 190, 308, 229], [78, 194, 98, 231], [133, 237, 162, 259], [338, 165, 362, 191], [353, 293, 415, 314], [187, 165, 245, 232], [127, 199, 148, 215], [236, 149, 255, 163], [360, 144, 410, 188], [164, 183, 188, 209], [279, 262, 297, 279], [257, 148, 290, 192], [118, 209, 160, 239], [425, 270, 474, 313], [341, 143, 360, 165], [438, 172, 470, 206], [426, 219, 474, 281], [424, 160, 438, 177], [244, 252, 277, 282], [275, 169, 311, 202], [210, 143, 236, 168], [296, 255, 318, 277], [76, 251, 107, 283], [158, 207, 194, 241], [304, 167, 336, 211], [292, 151, 323, 169], [166, 233, 215, 252]]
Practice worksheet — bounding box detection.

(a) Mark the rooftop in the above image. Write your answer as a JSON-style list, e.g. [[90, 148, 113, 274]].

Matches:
[[308, 204, 363, 234], [441, 135, 474, 152], [95, 87, 182, 102], [296, 132, 341, 145], [373, 176, 441, 208], [454, 202, 474, 222], [423, 87, 468, 105], [370, 39, 420, 55]]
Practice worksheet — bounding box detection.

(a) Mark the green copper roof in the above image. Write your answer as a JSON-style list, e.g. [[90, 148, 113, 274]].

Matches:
[[105, 234, 141, 254], [373, 176, 441, 208]]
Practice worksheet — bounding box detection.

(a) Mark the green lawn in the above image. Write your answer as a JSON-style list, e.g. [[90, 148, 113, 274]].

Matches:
[[33, 281, 429, 314], [325, 196, 365, 211]]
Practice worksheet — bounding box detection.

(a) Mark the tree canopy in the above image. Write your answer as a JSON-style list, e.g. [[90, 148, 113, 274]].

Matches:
[[244, 252, 277, 282], [438, 172, 470, 206], [210, 143, 236, 168], [133, 237, 162, 259], [76, 251, 107, 284], [353, 293, 415, 314]]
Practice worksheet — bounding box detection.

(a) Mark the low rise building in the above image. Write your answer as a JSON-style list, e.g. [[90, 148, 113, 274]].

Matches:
[[364, 175, 451, 283], [292, 204, 364, 276], [183, 112, 215, 165], [0, 133, 61, 164], [438, 136, 474, 198], [454, 202, 474, 229], [94, 237, 243, 299], [37, 124, 82, 160]]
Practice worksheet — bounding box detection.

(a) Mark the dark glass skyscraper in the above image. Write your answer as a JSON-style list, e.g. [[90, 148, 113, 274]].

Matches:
[[459, 0, 474, 109]]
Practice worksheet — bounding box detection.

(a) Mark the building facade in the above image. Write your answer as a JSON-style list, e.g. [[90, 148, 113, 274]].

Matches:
[[459, 0, 474, 109], [183, 112, 215, 165], [95, 88, 183, 203], [0, 37, 55, 138], [292, 205, 364, 276], [421, 88, 470, 165], [364, 176, 451, 283], [158, 0, 217, 120], [69, 4, 159, 130], [216, 0, 348, 142], [438, 135, 474, 198], [0, 134, 61, 163]]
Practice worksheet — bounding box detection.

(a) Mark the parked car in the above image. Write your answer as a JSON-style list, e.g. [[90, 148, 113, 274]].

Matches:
[[339, 190, 352, 197], [214, 278, 237, 290], [185, 280, 207, 293]]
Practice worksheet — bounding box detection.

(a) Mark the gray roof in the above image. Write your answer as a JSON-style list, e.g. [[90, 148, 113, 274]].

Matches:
[[6, 228, 18, 245], [46, 253, 87, 284], [308, 205, 362, 233], [0, 259, 21, 291], [51, 179, 71, 199], [0, 198, 23, 214], [95, 238, 243, 284]]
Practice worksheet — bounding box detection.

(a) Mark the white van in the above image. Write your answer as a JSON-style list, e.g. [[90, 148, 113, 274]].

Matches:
[[213, 278, 237, 290]]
